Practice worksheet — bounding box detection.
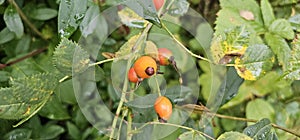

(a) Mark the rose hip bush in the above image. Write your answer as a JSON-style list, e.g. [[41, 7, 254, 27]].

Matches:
[[0, 0, 299, 139]]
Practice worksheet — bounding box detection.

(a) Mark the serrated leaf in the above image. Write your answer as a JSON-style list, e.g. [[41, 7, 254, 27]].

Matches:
[[246, 99, 275, 124], [115, 35, 143, 59], [168, 0, 190, 16], [58, 0, 87, 38], [265, 33, 291, 71], [215, 0, 264, 35], [285, 38, 300, 80], [53, 38, 90, 76], [217, 132, 252, 140], [121, 0, 161, 27], [243, 118, 278, 140], [211, 26, 250, 64], [118, 7, 148, 28], [4, 4, 24, 38], [0, 27, 15, 44], [269, 19, 295, 40], [0, 73, 58, 124], [261, 0, 275, 27], [289, 14, 300, 32], [29, 8, 58, 20], [234, 44, 274, 80], [178, 131, 206, 140]]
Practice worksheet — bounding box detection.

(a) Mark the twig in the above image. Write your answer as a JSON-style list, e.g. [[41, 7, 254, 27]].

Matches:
[[0, 47, 48, 69], [133, 121, 215, 140], [8, 0, 48, 40], [180, 104, 300, 138], [161, 23, 212, 63]]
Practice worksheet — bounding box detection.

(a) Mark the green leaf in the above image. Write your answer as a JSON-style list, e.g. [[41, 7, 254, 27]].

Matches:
[[289, 14, 300, 32], [40, 124, 65, 139], [261, 0, 275, 27], [269, 19, 295, 40], [29, 8, 58, 20], [0, 27, 15, 44], [80, 4, 108, 38], [178, 131, 206, 140], [246, 99, 275, 124], [217, 132, 252, 140], [118, 7, 148, 28], [4, 4, 24, 38], [67, 121, 81, 140], [56, 80, 77, 104], [214, 67, 244, 106], [234, 44, 274, 80], [122, 0, 161, 27], [53, 38, 90, 76], [38, 95, 70, 120], [243, 118, 278, 140], [167, 0, 190, 16], [215, 0, 263, 35], [58, 0, 87, 38], [265, 33, 291, 71], [0, 73, 58, 124], [285, 38, 300, 80], [3, 128, 32, 140], [115, 35, 143, 59], [126, 94, 158, 110], [0, 0, 5, 5]]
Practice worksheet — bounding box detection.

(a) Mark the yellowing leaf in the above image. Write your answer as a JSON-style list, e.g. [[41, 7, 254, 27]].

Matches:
[[118, 7, 148, 28], [115, 35, 144, 59], [144, 41, 158, 60], [240, 10, 255, 20]]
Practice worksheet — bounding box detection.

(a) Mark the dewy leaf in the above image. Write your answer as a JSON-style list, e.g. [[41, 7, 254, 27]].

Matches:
[[4, 4, 24, 38], [265, 33, 291, 71], [243, 118, 278, 140], [29, 8, 58, 21], [58, 0, 87, 38], [122, 0, 161, 27], [178, 131, 206, 140], [118, 7, 148, 28], [217, 132, 252, 140], [246, 99, 275, 123], [261, 0, 275, 27], [269, 19, 295, 40], [53, 38, 90, 76], [285, 37, 300, 80], [234, 44, 274, 80], [0, 73, 58, 121], [168, 0, 190, 16]]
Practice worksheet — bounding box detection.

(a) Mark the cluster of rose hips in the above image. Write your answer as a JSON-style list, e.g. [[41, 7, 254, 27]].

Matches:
[[128, 48, 173, 122]]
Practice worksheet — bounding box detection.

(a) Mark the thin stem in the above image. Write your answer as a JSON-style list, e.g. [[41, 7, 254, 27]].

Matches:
[[109, 59, 132, 140], [8, 0, 48, 40], [126, 84, 135, 140], [180, 104, 300, 138], [161, 23, 212, 63], [134, 122, 215, 140], [154, 75, 162, 96], [117, 109, 128, 140], [0, 47, 48, 69], [88, 58, 114, 67]]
